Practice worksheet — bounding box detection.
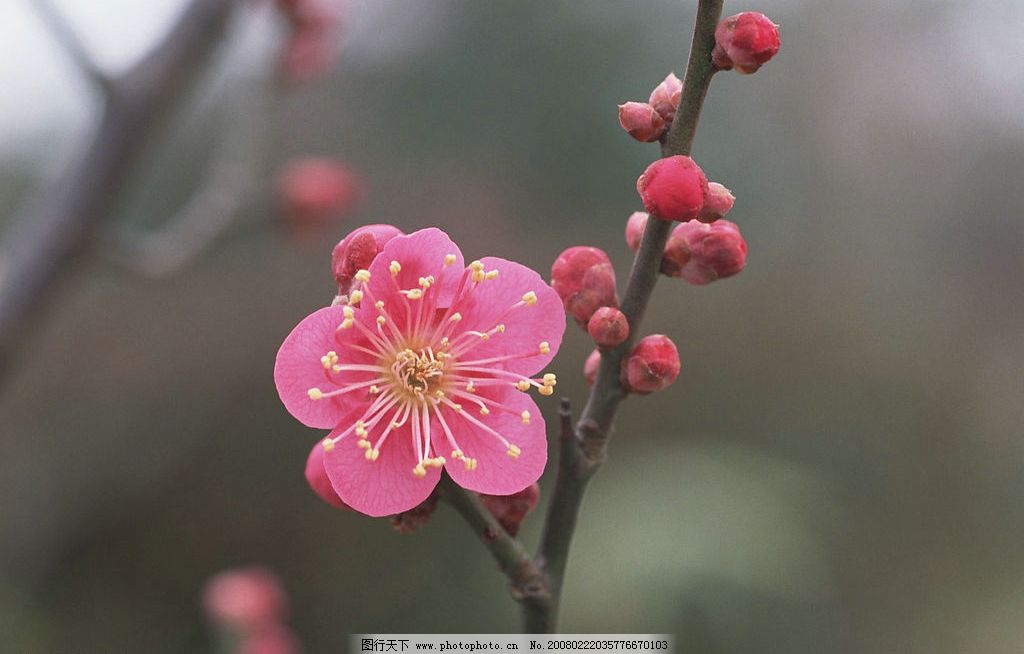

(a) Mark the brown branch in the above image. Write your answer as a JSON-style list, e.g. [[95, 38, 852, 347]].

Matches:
[[30, 0, 113, 95], [529, 0, 725, 632], [436, 475, 550, 627], [0, 0, 238, 382]]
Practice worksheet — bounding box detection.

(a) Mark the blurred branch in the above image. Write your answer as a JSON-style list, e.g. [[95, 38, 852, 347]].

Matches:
[[30, 0, 113, 96], [529, 0, 724, 632], [0, 0, 239, 382], [109, 160, 251, 278], [436, 475, 551, 626]]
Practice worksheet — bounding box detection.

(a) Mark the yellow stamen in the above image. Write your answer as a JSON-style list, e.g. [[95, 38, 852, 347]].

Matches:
[[522, 291, 538, 306], [339, 319, 354, 330], [412, 465, 427, 478], [369, 385, 380, 394], [321, 437, 335, 452], [307, 388, 323, 400], [449, 313, 462, 322], [389, 261, 401, 276], [375, 300, 385, 310], [538, 385, 554, 396], [484, 270, 499, 280], [480, 406, 490, 416], [349, 290, 363, 305], [444, 254, 457, 266], [466, 381, 476, 393], [516, 380, 531, 392], [357, 439, 371, 449], [521, 410, 531, 424], [543, 373, 557, 385], [376, 316, 387, 326], [354, 269, 370, 282], [539, 341, 550, 354], [404, 288, 423, 300], [507, 444, 521, 459]]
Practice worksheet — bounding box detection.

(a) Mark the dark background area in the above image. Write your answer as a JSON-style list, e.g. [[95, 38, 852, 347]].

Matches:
[[1, 1, 1022, 652]]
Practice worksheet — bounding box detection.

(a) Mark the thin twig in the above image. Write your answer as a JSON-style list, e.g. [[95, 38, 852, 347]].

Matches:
[[528, 0, 725, 632], [30, 0, 113, 96], [436, 475, 550, 626]]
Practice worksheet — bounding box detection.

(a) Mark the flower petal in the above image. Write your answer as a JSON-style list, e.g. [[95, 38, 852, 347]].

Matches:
[[323, 420, 441, 517], [449, 257, 565, 376], [434, 386, 547, 495], [275, 306, 377, 428]]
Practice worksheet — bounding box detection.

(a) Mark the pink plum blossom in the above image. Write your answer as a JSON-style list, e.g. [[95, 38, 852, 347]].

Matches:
[[275, 228, 565, 517]]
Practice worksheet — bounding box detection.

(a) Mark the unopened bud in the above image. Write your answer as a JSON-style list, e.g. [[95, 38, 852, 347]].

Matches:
[[712, 12, 781, 74], [648, 72, 683, 123], [637, 155, 709, 222], [618, 102, 666, 143], [664, 220, 747, 285], [479, 484, 540, 536], [304, 443, 353, 511], [697, 182, 735, 223], [279, 157, 363, 230], [583, 349, 601, 388], [621, 334, 680, 394], [202, 567, 287, 629], [390, 494, 439, 534], [625, 211, 649, 252], [587, 306, 629, 348], [331, 224, 403, 295], [550, 246, 618, 327]]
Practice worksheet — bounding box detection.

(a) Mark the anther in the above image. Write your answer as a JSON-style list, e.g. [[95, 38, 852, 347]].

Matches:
[[449, 313, 462, 322], [354, 269, 370, 282], [307, 388, 324, 400], [369, 385, 380, 394], [357, 439, 371, 449], [539, 341, 550, 354], [466, 381, 476, 393], [451, 450, 464, 460], [375, 300, 385, 310], [389, 261, 401, 276], [522, 291, 538, 306], [321, 437, 335, 452], [480, 406, 490, 416], [412, 465, 427, 478], [349, 290, 364, 305], [543, 373, 557, 386], [404, 289, 423, 300], [339, 319, 354, 330], [343, 306, 355, 319], [376, 316, 387, 326], [485, 270, 499, 280], [521, 410, 531, 424], [516, 380, 531, 392], [507, 444, 521, 459], [538, 385, 554, 396], [444, 254, 457, 266]]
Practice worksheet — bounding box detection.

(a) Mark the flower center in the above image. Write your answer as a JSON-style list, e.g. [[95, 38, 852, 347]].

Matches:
[[388, 347, 448, 402]]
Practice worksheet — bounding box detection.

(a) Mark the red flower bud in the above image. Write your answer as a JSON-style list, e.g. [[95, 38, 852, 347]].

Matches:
[[713, 12, 781, 74], [636, 155, 709, 222], [331, 224, 403, 295], [550, 246, 618, 327], [697, 182, 735, 223], [618, 102, 667, 143], [279, 157, 362, 229], [584, 349, 601, 388], [390, 494, 439, 534], [625, 211, 649, 252], [664, 220, 747, 285], [587, 306, 629, 348], [621, 334, 680, 394], [304, 443, 353, 511], [648, 72, 682, 123], [202, 567, 287, 629], [479, 484, 540, 536]]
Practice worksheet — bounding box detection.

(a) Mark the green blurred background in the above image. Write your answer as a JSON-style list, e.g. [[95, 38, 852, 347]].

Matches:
[[2, 0, 1023, 652]]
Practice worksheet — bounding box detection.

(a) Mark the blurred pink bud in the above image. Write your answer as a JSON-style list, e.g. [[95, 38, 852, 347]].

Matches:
[[238, 624, 301, 654], [479, 484, 540, 536], [550, 246, 618, 327], [587, 306, 629, 348], [625, 211, 649, 252], [390, 494, 439, 534], [665, 220, 748, 285], [637, 155, 709, 222], [648, 72, 682, 123], [331, 224, 404, 295], [583, 349, 601, 388], [304, 443, 353, 510], [713, 12, 781, 74], [617, 102, 666, 143], [697, 182, 735, 223], [279, 157, 362, 230], [277, 0, 343, 82], [621, 334, 680, 394], [202, 567, 287, 630]]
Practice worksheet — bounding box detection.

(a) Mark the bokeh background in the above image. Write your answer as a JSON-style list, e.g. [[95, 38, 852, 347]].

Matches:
[[2, 0, 1023, 652]]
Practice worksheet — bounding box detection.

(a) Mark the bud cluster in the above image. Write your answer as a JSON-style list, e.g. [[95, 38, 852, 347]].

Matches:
[[617, 74, 683, 143], [550, 246, 619, 328], [626, 213, 747, 285]]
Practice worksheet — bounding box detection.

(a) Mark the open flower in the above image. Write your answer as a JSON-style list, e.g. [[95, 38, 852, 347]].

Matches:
[[275, 228, 565, 516]]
